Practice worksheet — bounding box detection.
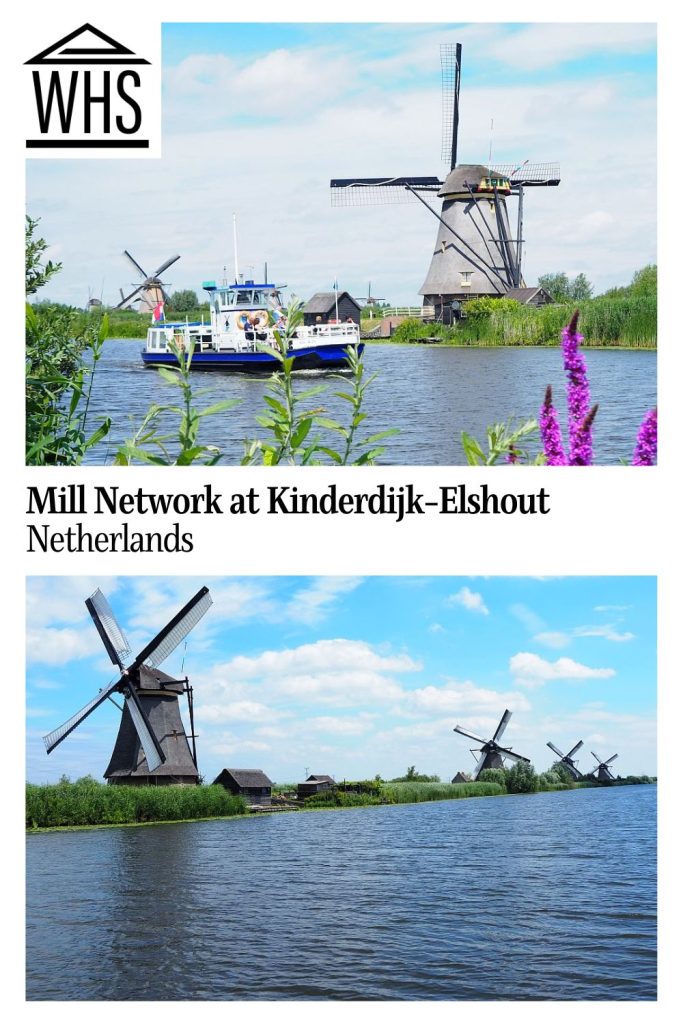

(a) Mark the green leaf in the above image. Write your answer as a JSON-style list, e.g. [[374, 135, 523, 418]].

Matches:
[[291, 418, 313, 448], [157, 366, 180, 385], [84, 418, 111, 449], [197, 400, 240, 418], [315, 446, 343, 464]]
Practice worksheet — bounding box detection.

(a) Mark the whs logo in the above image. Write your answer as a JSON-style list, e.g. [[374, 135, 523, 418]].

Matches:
[[24, 22, 160, 156]]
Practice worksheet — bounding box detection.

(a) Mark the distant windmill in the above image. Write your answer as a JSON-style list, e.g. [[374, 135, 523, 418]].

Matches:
[[43, 586, 212, 784], [116, 250, 180, 311], [331, 44, 560, 322], [547, 739, 584, 780], [586, 750, 619, 782], [355, 282, 386, 307], [453, 709, 530, 780]]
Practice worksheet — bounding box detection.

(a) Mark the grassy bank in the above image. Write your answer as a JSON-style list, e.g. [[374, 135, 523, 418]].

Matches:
[[382, 295, 656, 348], [26, 777, 246, 829]]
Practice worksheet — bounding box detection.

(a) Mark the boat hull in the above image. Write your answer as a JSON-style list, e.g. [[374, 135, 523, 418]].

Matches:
[[141, 343, 364, 372]]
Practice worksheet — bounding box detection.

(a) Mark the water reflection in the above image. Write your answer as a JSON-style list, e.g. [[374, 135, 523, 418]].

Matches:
[[82, 343, 656, 466], [27, 786, 656, 1000]]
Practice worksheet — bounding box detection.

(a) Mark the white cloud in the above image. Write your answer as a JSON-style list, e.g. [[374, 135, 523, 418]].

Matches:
[[199, 700, 281, 724], [447, 586, 489, 615], [409, 680, 531, 715], [25, 626, 103, 666], [283, 577, 363, 625], [574, 625, 635, 642], [509, 603, 545, 632], [533, 631, 571, 649], [202, 638, 421, 708], [510, 652, 616, 689]]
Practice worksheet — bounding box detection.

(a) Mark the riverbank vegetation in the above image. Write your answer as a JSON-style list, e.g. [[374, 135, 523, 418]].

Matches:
[[364, 266, 656, 348], [27, 767, 655, 830], [26, 776, 246, 829]]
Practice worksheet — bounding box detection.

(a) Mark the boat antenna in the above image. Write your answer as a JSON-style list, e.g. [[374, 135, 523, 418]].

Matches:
[[233, 213, 239, 285]]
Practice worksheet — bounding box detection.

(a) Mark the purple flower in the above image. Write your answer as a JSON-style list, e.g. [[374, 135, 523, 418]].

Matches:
[[562, 310, 594, 465], [539, 385, 567, 465], [632, 408, 657, 465]]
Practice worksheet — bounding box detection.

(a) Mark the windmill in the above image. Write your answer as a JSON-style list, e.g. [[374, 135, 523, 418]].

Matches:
[[355, 282, 386, 307], [453, 709, 530, 780], [43, 586, 212, 785], [115, 250, 180, 311], [586, 750, 619, 782], [547, 739, 584, 780], [331, 44, 560, 322]]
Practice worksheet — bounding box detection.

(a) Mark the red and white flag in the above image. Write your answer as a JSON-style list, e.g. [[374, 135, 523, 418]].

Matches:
[[152, 301, 164, 322]]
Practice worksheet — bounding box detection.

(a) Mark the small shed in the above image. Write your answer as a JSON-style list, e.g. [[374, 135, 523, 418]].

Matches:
[[505, 286, 553, 307], [213, 768, 273, 806], [303, 292, 361, 326], [451, 771, 472, 784], [297, 774, 336, 799]]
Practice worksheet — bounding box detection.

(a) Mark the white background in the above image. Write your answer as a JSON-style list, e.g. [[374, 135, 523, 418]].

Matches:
[[5, 0, 681, 1020]]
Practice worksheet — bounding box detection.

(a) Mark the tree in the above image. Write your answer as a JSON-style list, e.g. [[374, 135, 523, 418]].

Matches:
[[551, 761, 575, 785], [568, 273, 593, 301], [168, 289, 199, 312], [26, 216, 62, 295], [538, 272, 594, 303], [538, 272, 571, 302], [630, 264, 657, 297], [506, 762, 539, 794], [477, 767, 508, 788]]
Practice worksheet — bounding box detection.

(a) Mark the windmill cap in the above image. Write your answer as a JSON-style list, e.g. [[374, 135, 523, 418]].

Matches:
[[439, 164, 508, 197]]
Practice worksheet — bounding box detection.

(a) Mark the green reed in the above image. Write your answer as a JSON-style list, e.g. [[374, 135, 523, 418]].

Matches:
[[26, 777, 246, 829]]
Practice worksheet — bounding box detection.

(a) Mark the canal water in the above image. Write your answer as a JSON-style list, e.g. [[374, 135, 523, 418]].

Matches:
[[82, 341, 656, 466], [26, 785, 656, 1000]]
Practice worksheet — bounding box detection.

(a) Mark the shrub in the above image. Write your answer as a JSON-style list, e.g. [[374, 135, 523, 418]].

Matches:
[[477, 768, 508, 788], [505, 762, 539, 794]]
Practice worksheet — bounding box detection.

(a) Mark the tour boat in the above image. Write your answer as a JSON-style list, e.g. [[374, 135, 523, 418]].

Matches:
[[142, 279, 363, 371]]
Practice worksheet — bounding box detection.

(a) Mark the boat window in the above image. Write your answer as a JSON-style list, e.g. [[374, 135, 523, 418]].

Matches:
[[236, 290, 252, 304]]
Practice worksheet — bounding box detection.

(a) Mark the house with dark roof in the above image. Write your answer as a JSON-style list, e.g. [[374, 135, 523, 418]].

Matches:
[[451, 772, 472, 784], [297, 774, 336, 800], [303, 292, 361, 326], [213, 768, 273, 806], [505, 286, 553, 307]]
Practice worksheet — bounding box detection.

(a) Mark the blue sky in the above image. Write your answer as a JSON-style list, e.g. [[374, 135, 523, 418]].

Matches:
[[27, 22, 656, 307], [26, 576, 656, 784]]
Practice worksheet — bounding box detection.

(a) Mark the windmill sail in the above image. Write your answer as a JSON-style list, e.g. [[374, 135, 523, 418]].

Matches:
[[124, 689, 164, 773], [43, 678, 120, 754], [86, 588, 131, 668], [132, 587, 213, 670]]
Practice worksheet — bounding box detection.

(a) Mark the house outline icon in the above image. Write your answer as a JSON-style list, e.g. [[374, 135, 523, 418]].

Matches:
[[25, 23, 150, 65]]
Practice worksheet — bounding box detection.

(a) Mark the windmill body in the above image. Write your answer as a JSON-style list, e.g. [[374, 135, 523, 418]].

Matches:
[[453, 709, 530, 780], [43, 586, 212, 786], [420, 164, 518, 305], [105, 667, 198, 785]]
